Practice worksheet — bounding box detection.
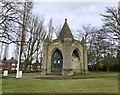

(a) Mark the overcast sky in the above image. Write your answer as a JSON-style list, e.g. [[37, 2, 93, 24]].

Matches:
[[7, 1, 118, 59], [33, 2, 118, 31]]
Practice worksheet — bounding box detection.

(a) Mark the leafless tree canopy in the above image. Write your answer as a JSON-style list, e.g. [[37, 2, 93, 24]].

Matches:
[[101, 7, 120, 42]]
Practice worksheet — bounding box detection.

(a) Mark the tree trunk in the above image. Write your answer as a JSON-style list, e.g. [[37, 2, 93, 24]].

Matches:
[[96, 59, 99, 72]]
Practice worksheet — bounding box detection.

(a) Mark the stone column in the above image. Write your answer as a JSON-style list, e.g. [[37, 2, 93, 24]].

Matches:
[[42, 40, 50, 75], [81, 36, 88, 74], [62, 37, 73, 76]]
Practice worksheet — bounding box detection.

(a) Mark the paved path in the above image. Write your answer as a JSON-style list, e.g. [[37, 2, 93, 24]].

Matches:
[[2, 73, 63, 79], [23, 73, 62, 78]]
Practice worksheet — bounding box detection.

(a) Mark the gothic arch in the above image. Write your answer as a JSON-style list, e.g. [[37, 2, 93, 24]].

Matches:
[[72, 48, 81, 60], [51, 48, 63, 74]]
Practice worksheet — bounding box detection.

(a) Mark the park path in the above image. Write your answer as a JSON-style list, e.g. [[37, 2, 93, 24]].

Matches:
[[3, 73, 63, 79]]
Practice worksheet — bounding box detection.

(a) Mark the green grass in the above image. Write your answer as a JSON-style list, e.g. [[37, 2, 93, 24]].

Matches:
[[2, 72, 118, 93]]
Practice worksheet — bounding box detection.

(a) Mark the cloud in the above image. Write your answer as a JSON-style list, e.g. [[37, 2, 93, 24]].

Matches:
[[7, 2, 118, 58], [33, 2, 117, 30]]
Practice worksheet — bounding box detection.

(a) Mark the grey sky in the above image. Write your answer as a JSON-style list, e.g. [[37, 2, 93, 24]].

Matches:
[[33, 2, 118, 31], [7, 2, 118, 59]]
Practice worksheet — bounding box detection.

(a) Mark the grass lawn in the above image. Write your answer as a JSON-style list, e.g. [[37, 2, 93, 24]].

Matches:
[[2, 72, 118, 93]]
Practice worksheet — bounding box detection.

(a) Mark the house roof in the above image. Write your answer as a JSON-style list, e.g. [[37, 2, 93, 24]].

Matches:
[[57, 19, 74, 41]]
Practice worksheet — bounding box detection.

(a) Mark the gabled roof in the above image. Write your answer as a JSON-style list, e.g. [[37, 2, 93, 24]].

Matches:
[[57, 19, 74, 41]]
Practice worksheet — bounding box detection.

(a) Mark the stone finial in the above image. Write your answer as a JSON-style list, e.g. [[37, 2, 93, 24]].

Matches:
[[44, 35, 50, 42], [81, 36, 86, 44], [65, 18, 67, 22]]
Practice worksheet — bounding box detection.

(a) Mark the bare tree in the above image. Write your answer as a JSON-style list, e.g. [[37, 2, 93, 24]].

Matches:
[[77, 24, 116, 72], [54, 25, 61, 38], [116, 48, 120, 71], [0, 43, 9, 60], [18, 1, 33, 69], [0, 43, 4, 60], [77, 24, 98, 71], [48, 18, 55, 40], [77, 24, 96, 41], [0, 1, 22, 44], [101, 7, 120, 43], [23, 16, 46, 70], [2, 44, 9, 60]]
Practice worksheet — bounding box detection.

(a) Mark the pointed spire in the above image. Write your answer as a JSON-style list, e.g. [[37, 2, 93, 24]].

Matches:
[[44, 35, 50, 42], [57, 19, 74, 41], [81, 36, 86, 47]]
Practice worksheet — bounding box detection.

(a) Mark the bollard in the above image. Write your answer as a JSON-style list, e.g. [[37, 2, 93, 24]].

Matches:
[[3, 70, 8, 77], [19, 71, 22, 78]]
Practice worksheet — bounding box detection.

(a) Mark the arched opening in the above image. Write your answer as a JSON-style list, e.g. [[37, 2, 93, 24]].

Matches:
[[72, 49, 80, 60], [72, 49, 80, 72], [51, 49, 63, 74]]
